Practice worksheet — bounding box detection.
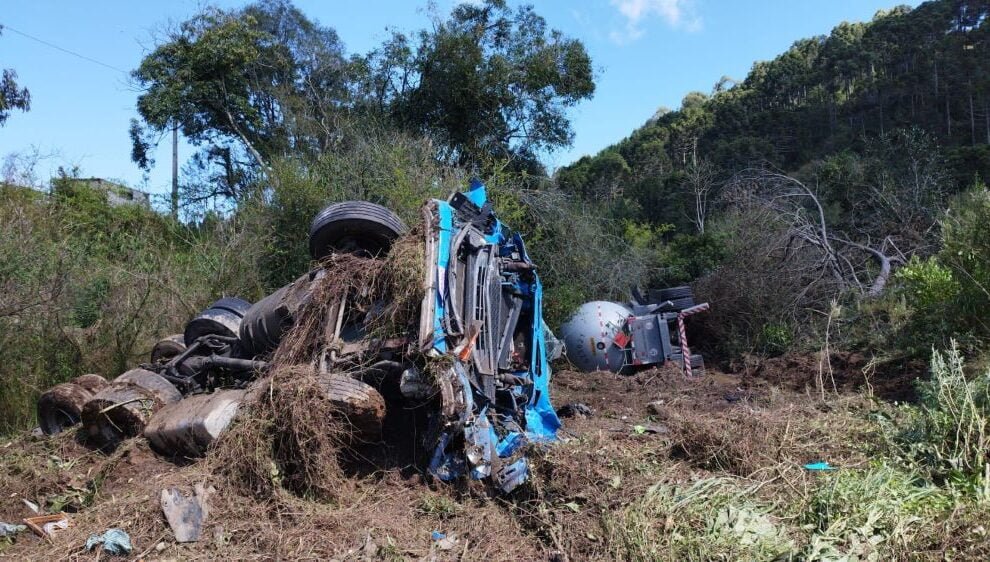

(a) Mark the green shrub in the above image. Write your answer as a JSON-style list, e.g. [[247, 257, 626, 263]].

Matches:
[[895, 256, 960, 312], [885, 345, 990, 493], [603, 478, 793, 561], [802, 464, 948, 560], [940, 183, 990, 339], [759, 322, 793, 356], [0, 184, 262, 433], [885, 256, 962, 353], [651, 230, 727, 287]]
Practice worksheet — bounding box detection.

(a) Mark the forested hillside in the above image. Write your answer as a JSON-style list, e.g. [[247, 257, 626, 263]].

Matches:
[[560, 0, 990, 220], [559, 0, 990, 360]]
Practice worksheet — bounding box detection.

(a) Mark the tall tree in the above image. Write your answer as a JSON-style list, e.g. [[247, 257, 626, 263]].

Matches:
[[363, 0, 594, 170], [0, 26, 30, 126], [130, 0, 351, 200]]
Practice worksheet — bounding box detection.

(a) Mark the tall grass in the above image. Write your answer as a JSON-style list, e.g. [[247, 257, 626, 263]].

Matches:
[[602, 478, 792, 561], [0, 185, 263, 433], [884, 343, 990, 493]]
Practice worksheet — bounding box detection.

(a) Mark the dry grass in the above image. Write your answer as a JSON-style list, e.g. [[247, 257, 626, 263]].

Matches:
[[666, 400, 874, 479], [211, 366, 351, 502], [272, 228, 425, 372]]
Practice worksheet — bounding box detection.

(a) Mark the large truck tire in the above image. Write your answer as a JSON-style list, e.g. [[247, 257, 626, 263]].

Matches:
[[309, 201, 405, 261]]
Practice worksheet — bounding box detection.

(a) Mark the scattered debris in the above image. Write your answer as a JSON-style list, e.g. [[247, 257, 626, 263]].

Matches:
[[20, 499, 39, 514], [804, 461, 836, 471], [432, 531, 459, 551], [85, 528, 132, 556], [42, 518, 69, 537], [632, 423, 668, 435], [556, 402, 594, 418], [646, 400, 667, 418], [160, 483, 213, 543], [22, 513, 68, 540], [0, 522, 26, 538]]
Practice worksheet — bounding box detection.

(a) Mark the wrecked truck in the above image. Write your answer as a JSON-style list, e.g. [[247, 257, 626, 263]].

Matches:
[[560, 287, 710, 376], [36, 180, 559, 493]]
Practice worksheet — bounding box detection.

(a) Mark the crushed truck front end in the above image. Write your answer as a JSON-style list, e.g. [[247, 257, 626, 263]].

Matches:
[[418, 180, 559, 492]]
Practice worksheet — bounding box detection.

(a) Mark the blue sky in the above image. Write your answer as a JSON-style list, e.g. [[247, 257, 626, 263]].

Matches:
[[0, 0, 920, 196]]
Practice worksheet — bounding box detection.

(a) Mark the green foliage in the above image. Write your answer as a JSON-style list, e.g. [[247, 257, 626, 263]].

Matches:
[[558, 0, 989, 241], [365, 0, 594, 169], [415, 494, 461, 520], [0, 27, 31, 126], [802, 464, 948, 560], [132, 0, 594, 203], [873, 256, 962, 354], [132, 0, 349, 164], [603, 478, 793, 561], [940, 183, 990, 330], [895, 257, 959, 311], [251, 124, 459, 288], [884, 345, 990, 493], [651, 231, 726, 287], [759, 323, 793, 356], [0, 183, 263, 433]]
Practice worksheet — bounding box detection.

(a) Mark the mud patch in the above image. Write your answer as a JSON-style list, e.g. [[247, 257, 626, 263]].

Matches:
[[734, 351, 927, 401]]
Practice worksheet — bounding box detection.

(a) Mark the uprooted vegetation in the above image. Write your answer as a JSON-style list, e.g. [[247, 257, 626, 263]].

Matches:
[[3, 350, 990, 560]]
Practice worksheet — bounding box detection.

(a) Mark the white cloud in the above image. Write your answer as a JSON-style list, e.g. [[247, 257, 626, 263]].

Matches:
[[610, 0, 701, 44]]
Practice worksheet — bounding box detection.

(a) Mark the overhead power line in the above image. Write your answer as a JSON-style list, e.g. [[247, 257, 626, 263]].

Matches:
[[0, 22, 129, 75]]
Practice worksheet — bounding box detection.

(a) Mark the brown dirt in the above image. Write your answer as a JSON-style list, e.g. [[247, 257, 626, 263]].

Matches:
[[731, 350, 929, 402], [0, 364, 878, 561]]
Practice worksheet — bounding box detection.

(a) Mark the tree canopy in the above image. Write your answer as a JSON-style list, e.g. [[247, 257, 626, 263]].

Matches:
[[0, 26, 30, 127], [130, 0, 594, 204], [361, 0, 594, 170], [559, 0, 990, 233]]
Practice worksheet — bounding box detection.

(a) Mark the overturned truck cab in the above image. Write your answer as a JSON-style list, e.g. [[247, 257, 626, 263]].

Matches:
[[36, 181, 558, 494], [418, 180, 560, 492]]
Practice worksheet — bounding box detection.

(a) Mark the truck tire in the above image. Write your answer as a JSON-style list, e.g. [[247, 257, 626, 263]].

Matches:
[[38, 383, 90, 435], [82, 369, 181, 449], [659, 286, 694, 300], [309, 201, 405, 261], [316, 374, 387, 441], [37, 374, 109, 435], [151, 334, 186, 364], [667, 296, 696, 311], [184, 297, 252, 346]]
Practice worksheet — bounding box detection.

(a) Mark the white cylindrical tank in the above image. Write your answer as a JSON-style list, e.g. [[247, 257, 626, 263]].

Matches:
[[559, 301, 631, 372]]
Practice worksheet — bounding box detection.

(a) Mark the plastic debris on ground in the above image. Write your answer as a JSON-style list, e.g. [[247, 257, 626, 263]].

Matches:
[[85, 528, 132, 556], [803, 461, 836, 471], [556, 402, 593, 418], [160, 484, 212, 543], [22, 513, 69, 540], [0, 522, 26, 537], [431, 531, 459, 551]]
